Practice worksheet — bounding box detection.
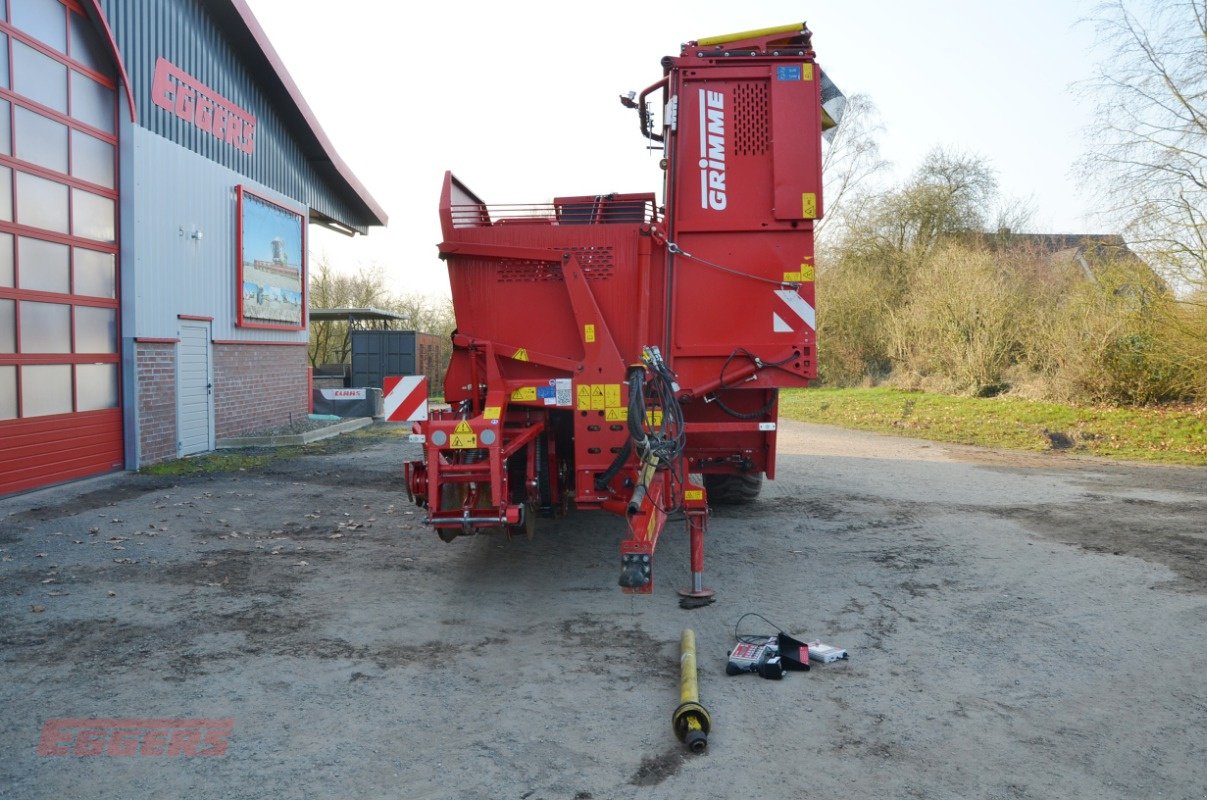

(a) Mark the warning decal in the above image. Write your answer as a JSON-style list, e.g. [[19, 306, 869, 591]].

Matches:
[[801, 192, 817, 219], [783, 263, 815, 283], [450, 420, 477, 449], [576, 383, 625, 413]]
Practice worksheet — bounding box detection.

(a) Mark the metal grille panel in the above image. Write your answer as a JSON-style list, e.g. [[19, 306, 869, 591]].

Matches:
[[733, 82, 768, 155]]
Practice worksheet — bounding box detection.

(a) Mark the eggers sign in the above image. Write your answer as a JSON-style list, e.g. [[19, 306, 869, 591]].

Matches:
[[152, 57, 257, 155], [38, 718, 234, 757]]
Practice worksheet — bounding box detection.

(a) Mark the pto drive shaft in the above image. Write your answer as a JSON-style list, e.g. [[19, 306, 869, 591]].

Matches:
[[672, 628, 712, 753]]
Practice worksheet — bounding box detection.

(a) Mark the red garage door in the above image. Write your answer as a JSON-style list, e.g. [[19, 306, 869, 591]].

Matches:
[[0, 0, 122, 495]]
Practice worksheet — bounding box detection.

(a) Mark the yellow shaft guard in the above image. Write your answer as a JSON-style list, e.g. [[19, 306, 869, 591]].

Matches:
[[680, 629, 699, 704], [696, 23, 803, 46]]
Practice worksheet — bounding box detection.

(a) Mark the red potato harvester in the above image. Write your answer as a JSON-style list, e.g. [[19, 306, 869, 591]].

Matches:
[[404, 23, 846, 601]]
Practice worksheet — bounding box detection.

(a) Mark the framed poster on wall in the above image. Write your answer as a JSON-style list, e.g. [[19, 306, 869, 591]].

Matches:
[[236, 185, 306, 330]]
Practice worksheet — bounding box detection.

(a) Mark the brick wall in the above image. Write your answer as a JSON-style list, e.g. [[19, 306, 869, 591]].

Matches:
[[136, 342, 178, 465], [213, 344, 308, 439]]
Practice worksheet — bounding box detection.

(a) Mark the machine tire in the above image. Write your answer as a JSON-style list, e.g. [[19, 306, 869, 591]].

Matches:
[[703, 472, 762, 505]]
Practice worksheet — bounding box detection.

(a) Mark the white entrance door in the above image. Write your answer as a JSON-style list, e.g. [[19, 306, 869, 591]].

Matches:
[[177, 323, 214, 456]]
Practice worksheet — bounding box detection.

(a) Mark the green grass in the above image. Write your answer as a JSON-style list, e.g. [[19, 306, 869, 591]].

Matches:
[[140, 448, 303, 476], [778, 388, 1207, 466], [139, 423, 408, 476]]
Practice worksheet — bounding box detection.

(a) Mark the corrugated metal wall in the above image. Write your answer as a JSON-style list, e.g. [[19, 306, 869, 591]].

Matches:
[[129, 126, 304, 342], [96, 0, 371, 232]]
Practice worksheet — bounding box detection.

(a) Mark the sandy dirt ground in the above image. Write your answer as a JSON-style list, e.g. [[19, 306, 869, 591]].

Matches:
[[1, 422, 1204, 800]]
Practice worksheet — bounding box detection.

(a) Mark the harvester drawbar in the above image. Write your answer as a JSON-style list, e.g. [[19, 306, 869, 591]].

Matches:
[[403, 23, 844, 599]]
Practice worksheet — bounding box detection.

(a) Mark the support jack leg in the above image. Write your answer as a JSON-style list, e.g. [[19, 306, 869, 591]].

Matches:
[[678, 493, 715, 608]]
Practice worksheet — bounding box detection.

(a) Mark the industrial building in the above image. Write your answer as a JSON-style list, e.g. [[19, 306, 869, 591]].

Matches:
[[0, 0, 386, 495]]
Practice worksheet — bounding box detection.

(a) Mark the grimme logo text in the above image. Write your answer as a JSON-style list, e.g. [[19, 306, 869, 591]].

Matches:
[[698, 89, 727, 211]]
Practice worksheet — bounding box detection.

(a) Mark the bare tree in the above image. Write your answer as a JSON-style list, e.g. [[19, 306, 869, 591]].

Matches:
[[817, 93, 890, 240], [843, 147, 999, 262], [1080, 0, 1207, 292], [307, 259, 395, 367]]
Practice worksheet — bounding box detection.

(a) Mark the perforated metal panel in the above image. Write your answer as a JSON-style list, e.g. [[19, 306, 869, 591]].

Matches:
[[733, 82, 769, 156]]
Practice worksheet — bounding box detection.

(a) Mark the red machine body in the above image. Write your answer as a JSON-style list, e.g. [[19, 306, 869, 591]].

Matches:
[[404, 23, 833, 599]]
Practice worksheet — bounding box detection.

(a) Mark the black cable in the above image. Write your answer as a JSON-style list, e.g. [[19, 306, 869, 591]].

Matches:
[[734, 612, 786, 645], [712, 348, 795, 420], [713, 390, 777, 421]]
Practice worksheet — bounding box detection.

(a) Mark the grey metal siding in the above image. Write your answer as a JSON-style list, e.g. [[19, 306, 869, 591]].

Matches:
[[129, 125, 306, 342], [96, 0, 372, 231]]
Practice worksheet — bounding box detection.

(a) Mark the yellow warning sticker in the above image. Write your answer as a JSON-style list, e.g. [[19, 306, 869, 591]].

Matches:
[[590, 384, 606, 411], [577, 385, 592, 410], [451, 420, 477, 448], [450, 433, 477, 449], [584, 324, 596, 343], [605, 407, 627, 421], [511, 387, 537, 402], [803, 63, 814, 81], [801, 192, 817, 219], [684, 489, 704, 502], [512, 347, 529, 361], [451, 421, 476, 448], [784, 263, 816, 283], [483, 406, 501, 420], [604, 383, 621, 408], [453, 422, 475, 446], [646, 410, 663, 426]]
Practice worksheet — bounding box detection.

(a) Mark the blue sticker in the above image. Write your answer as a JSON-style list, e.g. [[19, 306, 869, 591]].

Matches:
[[777, 65, 802, 81], [537, 386, 556, 399]]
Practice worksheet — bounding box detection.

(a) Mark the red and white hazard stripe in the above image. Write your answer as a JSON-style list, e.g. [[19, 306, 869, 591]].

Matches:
[[772, 288, 816, 333], [383, 375, 428, 422]]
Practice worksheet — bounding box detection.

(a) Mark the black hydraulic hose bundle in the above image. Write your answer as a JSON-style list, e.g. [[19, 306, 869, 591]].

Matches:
[[624, 348, 687, 514], [594, 438, 632, 492]]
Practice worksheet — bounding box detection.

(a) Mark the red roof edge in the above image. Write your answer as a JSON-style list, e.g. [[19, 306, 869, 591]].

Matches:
[[227, 0, 388, 228], [84, 0, 137, 124]]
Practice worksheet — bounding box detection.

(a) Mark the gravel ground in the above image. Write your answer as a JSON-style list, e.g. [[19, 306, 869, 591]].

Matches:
[[0, 421, 1204, 800]]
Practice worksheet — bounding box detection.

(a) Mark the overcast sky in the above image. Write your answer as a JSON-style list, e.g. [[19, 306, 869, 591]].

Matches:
[[243, 0, 1108, 298]]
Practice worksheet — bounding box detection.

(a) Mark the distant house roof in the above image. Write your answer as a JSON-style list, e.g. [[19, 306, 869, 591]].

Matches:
[[996, 232, 1152, 285], [1001, 233, 1140, 262]]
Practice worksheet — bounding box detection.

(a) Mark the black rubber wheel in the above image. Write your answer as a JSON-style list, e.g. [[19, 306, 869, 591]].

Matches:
[[703, 472, 763, 505]]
